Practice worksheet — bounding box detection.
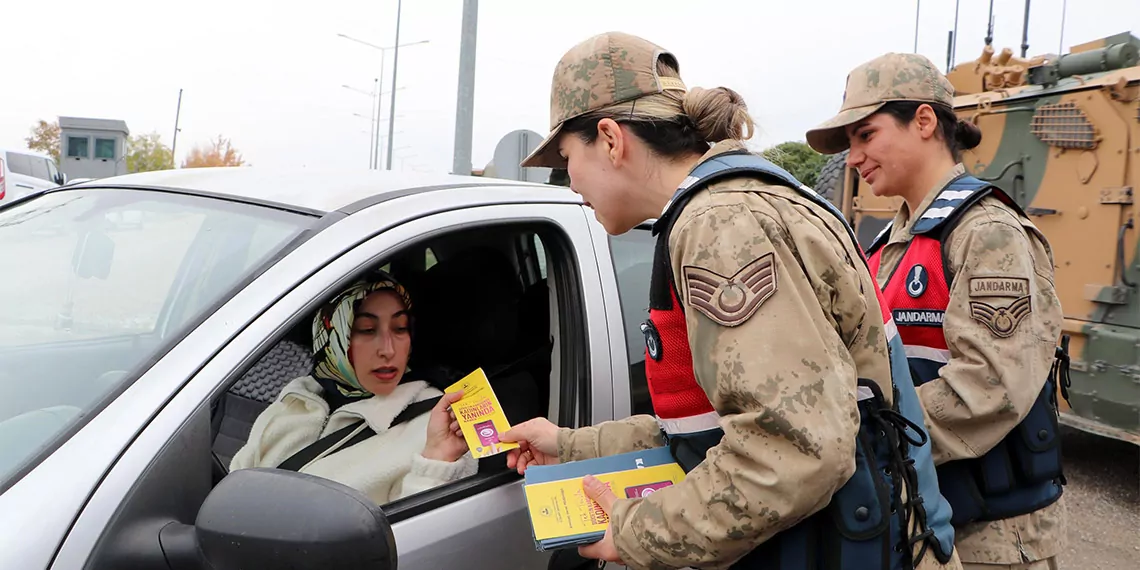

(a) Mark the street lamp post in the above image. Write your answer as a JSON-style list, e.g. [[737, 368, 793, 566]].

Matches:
[[337, 30, 430, 169], [386, 0, 403, 171], [343, 82, 378, 168], [344, 84, 406, 169], [453, 0, 478, 176], [369, 78, 377, 167], [374, 56, 385, 170]]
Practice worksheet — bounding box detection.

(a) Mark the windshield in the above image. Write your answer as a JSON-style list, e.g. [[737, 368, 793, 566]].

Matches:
[[0, 188, 313, 486]]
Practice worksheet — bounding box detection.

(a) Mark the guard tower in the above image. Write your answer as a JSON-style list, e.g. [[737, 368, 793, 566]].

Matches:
[[58, 116, 130, 180]]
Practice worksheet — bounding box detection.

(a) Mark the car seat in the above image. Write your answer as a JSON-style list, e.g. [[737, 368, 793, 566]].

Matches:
[[411, 246, 547, 427], [210, 338, 313, 473]]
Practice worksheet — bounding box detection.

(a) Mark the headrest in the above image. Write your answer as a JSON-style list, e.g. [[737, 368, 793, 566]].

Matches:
[[413, 247, 524, 373]]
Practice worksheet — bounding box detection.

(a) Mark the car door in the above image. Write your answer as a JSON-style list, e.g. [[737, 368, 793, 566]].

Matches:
[[51, 195, 617, 570], [375, 203, 616, 570], [4, 152, 39, 198], [26, 155, 56, 190]]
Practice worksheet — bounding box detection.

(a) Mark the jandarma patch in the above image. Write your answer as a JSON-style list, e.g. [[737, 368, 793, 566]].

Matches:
[[969, 277, 1029, 298], [892, 309, 945, 327]]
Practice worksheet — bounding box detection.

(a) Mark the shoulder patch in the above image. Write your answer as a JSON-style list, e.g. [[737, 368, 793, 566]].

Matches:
[[969, 296, 1032, 338], [969, 276, 1029, 298], [683, 253, 777, 327]]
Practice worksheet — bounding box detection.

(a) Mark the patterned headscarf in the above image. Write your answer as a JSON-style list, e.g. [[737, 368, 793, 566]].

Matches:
[[311, 269, 414, 399]]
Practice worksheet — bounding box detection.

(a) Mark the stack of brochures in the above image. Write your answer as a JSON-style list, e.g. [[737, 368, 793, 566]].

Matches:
[[522, 446, 685, 551]]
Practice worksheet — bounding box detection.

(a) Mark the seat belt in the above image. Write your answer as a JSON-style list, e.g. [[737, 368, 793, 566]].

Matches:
[[274, 396, 441, 472]]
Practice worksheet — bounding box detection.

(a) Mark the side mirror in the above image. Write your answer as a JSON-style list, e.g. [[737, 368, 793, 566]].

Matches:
[[160, 468, 398, 570], [71, 228, 115, 279]]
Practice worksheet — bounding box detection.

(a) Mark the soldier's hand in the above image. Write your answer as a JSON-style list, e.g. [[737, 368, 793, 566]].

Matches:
[[502, 417, 560, 474], [577, 475, 624, 564]]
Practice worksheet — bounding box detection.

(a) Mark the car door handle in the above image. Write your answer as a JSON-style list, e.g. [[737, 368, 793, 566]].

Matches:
[[15, 184, 34, 189]]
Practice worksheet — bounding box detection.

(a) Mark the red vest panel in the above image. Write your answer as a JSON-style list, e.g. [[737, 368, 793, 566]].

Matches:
[[869, 235, 951, 383], [642, 287, 718, 432]]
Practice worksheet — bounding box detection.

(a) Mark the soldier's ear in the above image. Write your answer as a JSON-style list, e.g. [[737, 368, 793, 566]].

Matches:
[[914, 104, 939, 141], [596, 118, 625, 166]]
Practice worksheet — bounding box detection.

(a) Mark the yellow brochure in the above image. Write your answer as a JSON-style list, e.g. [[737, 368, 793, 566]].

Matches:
[[523, 462, 686, 541], [445, 368, 519, 459]]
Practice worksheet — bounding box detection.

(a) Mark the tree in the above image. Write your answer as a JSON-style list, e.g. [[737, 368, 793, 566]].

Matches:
[[126, 132, 174, 173], [26, 119, 61, 164], [182, 135, 246, 168], [760, 141, 829, 188]]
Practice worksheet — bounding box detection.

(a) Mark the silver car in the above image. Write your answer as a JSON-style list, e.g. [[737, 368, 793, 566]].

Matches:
[[0, 167, 660, 570]]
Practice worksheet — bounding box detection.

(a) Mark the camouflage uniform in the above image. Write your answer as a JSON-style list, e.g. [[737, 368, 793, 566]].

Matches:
[[806, 53, 1066, 569], [524, 33, 962, 570], [873, 166, 1066, 568], [557, 140, 961, 570]]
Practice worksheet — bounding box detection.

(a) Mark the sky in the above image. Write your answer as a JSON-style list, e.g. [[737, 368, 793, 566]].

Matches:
[[1, 0, 1136, 175]]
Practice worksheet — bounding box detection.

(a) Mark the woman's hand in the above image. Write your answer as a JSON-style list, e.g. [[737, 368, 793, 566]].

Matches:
[[501, 417, 561, 474], [421, 390, 469, 462]]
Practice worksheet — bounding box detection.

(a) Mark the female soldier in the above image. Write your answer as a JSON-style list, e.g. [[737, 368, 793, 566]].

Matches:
[[502, 32, 960, 570], [805, 53, 1068, 570]]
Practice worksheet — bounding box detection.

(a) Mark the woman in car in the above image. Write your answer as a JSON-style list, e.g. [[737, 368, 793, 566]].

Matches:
[[230, 269, 477, 505]]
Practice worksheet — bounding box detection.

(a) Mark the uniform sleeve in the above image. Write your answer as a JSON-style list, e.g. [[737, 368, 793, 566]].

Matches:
[[607, 201, 862, 569], [557, 416, 665, 463], [917, 216, 1062, 464]]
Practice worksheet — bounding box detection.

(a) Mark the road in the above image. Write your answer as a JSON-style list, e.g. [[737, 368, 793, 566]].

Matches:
[[1055, 426, 1140, 569]]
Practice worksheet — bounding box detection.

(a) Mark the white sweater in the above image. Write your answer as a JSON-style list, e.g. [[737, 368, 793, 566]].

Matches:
[[230, 376, 478, 505]]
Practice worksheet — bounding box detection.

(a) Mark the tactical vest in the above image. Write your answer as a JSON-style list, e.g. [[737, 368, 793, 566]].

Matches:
[[641, 151, 956, 569], [865, 174, 1069, 526]]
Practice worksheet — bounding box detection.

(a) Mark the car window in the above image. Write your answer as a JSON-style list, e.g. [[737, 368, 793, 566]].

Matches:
[[607, 228, 655, 415], [0, 188, 313, 487], [28, 156, 51, 181], [5, 152, 32, 176], [533, 234, 547, 279], [214, 222, 574, 511]]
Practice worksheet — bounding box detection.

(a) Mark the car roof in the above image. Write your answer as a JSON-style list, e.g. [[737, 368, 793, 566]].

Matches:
[[0, 148, 54, 160], [62, 166, 580, 214]]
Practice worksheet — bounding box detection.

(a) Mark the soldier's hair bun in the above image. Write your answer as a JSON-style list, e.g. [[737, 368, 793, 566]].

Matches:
[[682, 86, 755, 143], [955, 120, 983, 151]]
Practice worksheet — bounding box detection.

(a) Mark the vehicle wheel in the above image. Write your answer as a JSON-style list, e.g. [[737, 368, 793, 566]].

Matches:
[[815, 150, 849, 207]]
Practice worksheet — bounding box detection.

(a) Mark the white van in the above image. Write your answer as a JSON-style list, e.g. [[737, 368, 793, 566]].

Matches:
[[0, 149, 64, 203]]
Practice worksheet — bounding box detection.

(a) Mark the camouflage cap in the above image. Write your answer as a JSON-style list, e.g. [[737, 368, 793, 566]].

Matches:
[[806, 52, 955, 154], [520, 31, 688, 169]]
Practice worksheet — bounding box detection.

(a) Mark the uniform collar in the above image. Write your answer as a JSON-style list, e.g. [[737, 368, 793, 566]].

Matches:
[[888, 163, 967, 244], [657, 140, 751, 220]]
